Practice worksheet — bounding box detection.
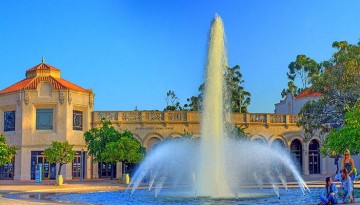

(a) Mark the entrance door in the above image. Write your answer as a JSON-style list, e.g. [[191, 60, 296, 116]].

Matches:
[[309, 140, 320, 174], [31, 151, 56, 180], [0, 159, 14, 180], [72, 152, 85, 179], [73, 155, 81, 178], [309, 153, 320, 174], [98, 162, 116, 179]]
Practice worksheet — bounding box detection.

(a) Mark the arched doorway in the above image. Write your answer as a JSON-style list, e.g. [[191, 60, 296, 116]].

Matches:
[[309, 139, 320, 174], [271, 139, 286, 174], [271, 138, 286, 150], [253, 138, 265, 144], [290, 139, 302, 171]]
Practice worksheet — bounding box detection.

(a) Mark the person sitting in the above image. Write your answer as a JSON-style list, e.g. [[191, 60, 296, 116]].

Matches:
[[319, 176, 338, 205], [334, 170, 342, 182], [339, 168, 353, 204]]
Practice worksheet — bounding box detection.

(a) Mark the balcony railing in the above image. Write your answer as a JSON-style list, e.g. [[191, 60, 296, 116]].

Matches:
[[93, 111, 299, 126]]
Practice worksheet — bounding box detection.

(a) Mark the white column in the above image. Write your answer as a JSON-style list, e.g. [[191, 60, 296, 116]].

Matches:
[[16, 148, 31, 180], [320, 157, 327, 174], [86, 153, 91, 179], [93, 162, 99, 179], [303, 149, 309, 175], [64, 163, 72, 180], [116, 162, 122, 180]]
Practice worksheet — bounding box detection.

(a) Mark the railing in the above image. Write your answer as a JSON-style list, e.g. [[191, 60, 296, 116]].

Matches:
[[93, 111, 299, 126]]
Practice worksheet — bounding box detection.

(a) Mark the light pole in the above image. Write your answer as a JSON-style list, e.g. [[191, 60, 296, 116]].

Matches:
[[80, 148, 84, 182]]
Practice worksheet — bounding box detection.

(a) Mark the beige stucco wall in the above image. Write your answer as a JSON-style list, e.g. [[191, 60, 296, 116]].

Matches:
[[0, 84, 93, 180], [91, 111, 333, 176]]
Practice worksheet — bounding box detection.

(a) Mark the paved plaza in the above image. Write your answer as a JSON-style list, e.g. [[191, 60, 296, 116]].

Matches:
[[1, 175, 360, 204]]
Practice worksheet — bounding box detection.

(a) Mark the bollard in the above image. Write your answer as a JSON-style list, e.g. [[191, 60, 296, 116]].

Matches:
[[123, 174, 130, 184]]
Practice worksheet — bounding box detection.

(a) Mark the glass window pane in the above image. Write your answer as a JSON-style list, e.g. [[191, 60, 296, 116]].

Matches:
[[36, 109, 53, 130], [4, 111, 15, 132], [73, 110, 83, 130]]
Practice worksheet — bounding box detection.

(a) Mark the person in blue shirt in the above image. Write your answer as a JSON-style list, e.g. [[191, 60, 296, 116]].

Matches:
[[320, 176, 338, 205], [339, 168, 353, 203]]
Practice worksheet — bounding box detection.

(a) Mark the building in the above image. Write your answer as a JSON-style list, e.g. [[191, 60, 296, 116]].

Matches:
[[0, 59, 94, 180], [275, 89, 360, 175], [0, 61, 343, 181], [274, 89, 322, 114]]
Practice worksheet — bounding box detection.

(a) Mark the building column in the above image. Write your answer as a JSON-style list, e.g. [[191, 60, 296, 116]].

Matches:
[[64, 163, 72, 180], [15, 148, 31, 180], [93, 162, 99, 179], [320, 157, 327, 174], [303, 149, 309, 175], [116, 162, 122, 180], [86, 153, 91, 179], [14, 149, 22, 180]]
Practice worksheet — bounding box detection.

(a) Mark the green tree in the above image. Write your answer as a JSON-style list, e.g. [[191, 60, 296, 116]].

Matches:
[[281, 55, 319, 98], [225, 123, 250, 141], [84, 119, 144, 179], [44, 141, 76, 176], [84, 119, 121, 163], [281, 81, 300, 98], [320, 102, 360, 156], [184, 65, 251, 112], [101, 131, 144, 164], [298, 41, 360, 136], [164, 90, 182, 111], [0, 133, 17, 166], [225, 65, 251, 112], [287, 54, 319, 89]]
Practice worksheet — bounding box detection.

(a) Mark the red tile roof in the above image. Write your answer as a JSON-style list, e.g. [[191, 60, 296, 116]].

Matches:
[[0, 76, 91, 94], [295, 88, 322, 99], [26, 63, 60, 72], [0, 62, 91, 94]]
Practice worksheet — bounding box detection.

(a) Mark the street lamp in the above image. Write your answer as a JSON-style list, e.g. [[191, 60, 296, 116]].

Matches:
[[80, 148, 84, 182]]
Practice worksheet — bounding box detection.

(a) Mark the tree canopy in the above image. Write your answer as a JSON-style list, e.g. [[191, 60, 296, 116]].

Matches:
[[0, 133, 17, 166], [184, 65, 251, 112], [84, 119, 145, 164], [100, 130, 144, 164], [281, 54, 319, 98], [164, 90, 182, 111], [320, 102, 360, 157], [297, 41, 360, 137], [44, 141, 76, 175]]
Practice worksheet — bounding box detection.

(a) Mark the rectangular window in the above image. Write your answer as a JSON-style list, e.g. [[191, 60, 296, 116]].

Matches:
[[4, 111, 15, 132], [73, 110, 83, 130], [36, 109, 53, 130]]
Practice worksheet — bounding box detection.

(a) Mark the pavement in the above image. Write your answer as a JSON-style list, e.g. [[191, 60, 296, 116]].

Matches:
[[0, 175, 360, 205]]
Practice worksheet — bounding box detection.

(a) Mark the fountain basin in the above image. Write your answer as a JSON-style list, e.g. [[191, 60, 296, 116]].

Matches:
[[47, 187, 357, 204]]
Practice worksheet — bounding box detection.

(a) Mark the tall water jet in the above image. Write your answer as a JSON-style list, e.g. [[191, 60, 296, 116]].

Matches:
[[127, 14, 310, 201], [197, 15, 229, 196]]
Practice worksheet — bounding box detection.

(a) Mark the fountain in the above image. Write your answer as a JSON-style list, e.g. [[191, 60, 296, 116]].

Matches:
[[47, 15, 319, 205], [127, 15, 310, 200]]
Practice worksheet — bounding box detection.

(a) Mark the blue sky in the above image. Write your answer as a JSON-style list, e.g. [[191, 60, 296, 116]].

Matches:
[[0, 1, 359, 113]]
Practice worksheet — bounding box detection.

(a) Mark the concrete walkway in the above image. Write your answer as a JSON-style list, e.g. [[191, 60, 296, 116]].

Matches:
[[0, 175, 360, 204]]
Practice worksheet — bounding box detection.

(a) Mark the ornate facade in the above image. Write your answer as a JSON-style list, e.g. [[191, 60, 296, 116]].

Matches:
[[0, 61, 344, 181], [0, 60, 94, 180], [92, 111, 334, 176]]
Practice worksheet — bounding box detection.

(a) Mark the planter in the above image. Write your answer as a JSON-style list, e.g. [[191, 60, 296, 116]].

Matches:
[[56, 175, 64, 186]]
